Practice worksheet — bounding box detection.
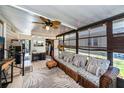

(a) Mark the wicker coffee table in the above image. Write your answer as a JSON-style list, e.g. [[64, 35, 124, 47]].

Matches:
[[46, 60, 57, 69]]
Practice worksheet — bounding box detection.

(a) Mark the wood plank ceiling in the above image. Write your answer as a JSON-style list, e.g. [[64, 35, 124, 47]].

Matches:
[[0, 5, 124, 36]]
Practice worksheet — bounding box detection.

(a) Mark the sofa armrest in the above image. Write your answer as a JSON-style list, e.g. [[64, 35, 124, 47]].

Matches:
[[100, 66, 120, 88]]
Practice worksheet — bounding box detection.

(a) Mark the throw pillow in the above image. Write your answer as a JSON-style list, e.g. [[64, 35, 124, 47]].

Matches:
[[63, 56, 67, 62], [96, 59, 110, 76], [80, 57, 87, 68], [87, 64, 100, 76], [66, 57, 70, 63], [96, 67, 100, 77], [73, 60, 81, 67]]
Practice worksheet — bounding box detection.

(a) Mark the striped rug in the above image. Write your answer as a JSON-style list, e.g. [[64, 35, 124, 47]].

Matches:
[[7, 60, 82, 88]]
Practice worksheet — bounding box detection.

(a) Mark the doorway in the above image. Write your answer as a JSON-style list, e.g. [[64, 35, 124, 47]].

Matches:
[[46, 39, 54, 58]]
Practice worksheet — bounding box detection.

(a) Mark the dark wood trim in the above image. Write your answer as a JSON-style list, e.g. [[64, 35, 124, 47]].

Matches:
[[0, 65, 2, 88], [117, 77, 124, 88], [106, 21, 113, 66], [63, 35, 65, 51], [0, 20, 3, 24], [113, 49, 124, 53], [76, 31, 78, 54], [100, 66, 119, 88], [0, 20, 4, 37], [113, 32, 124, 36], [57, 30, 77, 37], [79, 46, 107, 49], [79, 48, 107, 51], [79, 35, 106, 39], [64, 39, 76, 41]]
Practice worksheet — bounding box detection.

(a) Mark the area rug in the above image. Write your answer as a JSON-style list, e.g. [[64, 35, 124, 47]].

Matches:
[[7, 60, 82, 88]]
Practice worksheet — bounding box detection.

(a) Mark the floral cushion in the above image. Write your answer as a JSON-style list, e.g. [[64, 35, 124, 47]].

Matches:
[[73, 54, 87, 68], [60, 51, 75, 62], [72, 60, 81, 67], [66, 63, 80, 72], [59, 54, 63, 59], [78, 69, 100, 87], [67, 54, 74, 63], [86, 57, 110, 76], [97, 59, 110, 76], [87, 64, 100, 77], [63, 56, 68, 62], [85, 72, 100, 87]]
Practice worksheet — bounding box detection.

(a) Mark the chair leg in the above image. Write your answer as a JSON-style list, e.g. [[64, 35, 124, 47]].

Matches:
[[2, 70, 7, 83]]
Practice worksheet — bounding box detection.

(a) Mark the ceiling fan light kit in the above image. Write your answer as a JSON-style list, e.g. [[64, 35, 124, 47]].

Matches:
[[46, 26, 50, 30], [32, 16, 61, 31]]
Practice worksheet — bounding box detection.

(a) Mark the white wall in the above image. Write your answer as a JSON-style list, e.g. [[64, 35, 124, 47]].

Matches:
[[0, 14, 21, 58], [19, 34, 32, 40]]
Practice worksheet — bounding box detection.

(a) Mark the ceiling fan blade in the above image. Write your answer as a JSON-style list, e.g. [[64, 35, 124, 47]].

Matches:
[[32, 22, 45, 24], [52, 25, 59, 29], [51, 21, 61, 29], [40, 16, 49, 22], [52, 21, 61, 25]]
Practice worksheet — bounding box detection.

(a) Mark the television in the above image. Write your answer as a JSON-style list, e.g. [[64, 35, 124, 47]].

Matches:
[[0, 36, 4, 61]]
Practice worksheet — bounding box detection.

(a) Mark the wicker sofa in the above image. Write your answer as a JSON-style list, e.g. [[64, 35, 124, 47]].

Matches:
[[54, 51, 120, 88]]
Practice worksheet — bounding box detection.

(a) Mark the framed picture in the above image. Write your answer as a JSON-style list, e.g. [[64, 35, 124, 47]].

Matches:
[[34, 41, 44, 47]]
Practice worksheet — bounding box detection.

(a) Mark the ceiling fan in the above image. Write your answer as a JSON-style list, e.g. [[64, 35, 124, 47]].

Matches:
[[32, 17, 61, 30]]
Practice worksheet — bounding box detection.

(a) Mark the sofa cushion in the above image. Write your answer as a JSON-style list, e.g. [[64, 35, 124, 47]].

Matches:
[[65, 54, 74, 63], [73, 54, 87, 68], [78, 69, 100, 87], [68, 55, 74, 63], [85, 72, 100, 87], [60, 51, 75, 62], [63, 56, 68, 62], [72, 60, 81, 67], [59, 54, 63, 59], [87, 64, 100, 77], [59, 59, 65, 63], [66, 64, 81, 72], [59, 51, 65, 59], [86, 57, 110, 76], [54, 57, 62, 62], [97, 59, 110, 76]]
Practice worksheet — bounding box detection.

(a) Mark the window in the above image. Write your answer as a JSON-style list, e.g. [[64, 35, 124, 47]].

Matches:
[[93, 38, 98, 46], [88, 38, 92, 46], [89, 37, 107, 47], [112, 18, 124, 79], [57, 36, 63, 46], [79, 39, 88, 47], [64, 33, 76, 53], [89, 24, 107, 47], [79, 30, 89, 38], [113, 18, 124, 36], [89, 25, 106, 37], [64, 48, 76, 53], [89, 51, 107, 59], [113, 52, 124, 79], [78, 49, 89, 56], [78, 24, 107, 59], [78, 29, 89, 56], [57, 36, 64, 55]]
